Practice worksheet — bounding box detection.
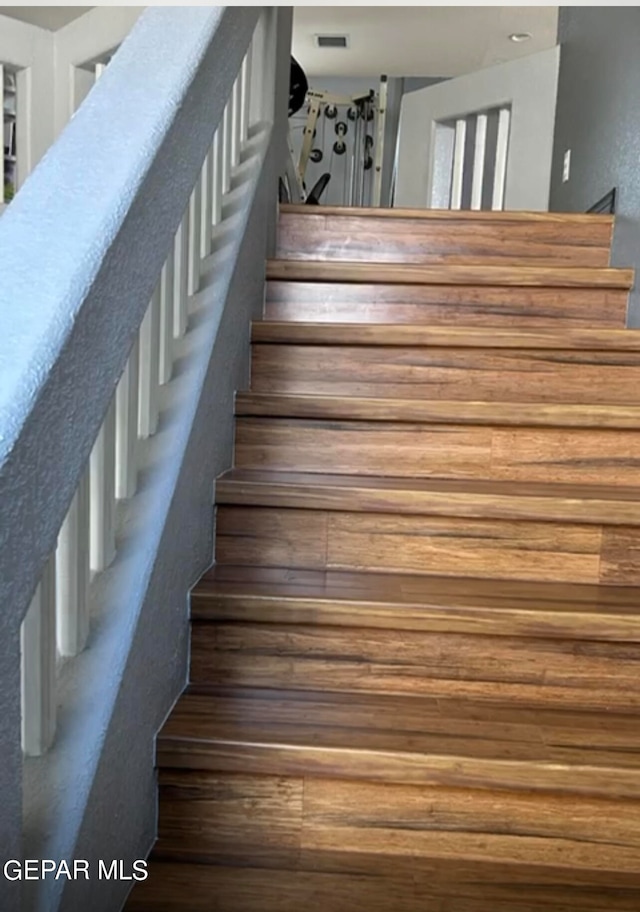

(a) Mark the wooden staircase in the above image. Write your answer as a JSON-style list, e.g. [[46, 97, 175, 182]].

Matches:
[[127, 206, 640, 911]]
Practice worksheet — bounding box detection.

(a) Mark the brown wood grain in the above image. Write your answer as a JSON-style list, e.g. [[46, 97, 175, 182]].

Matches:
[[214, 504, 611, 585], [127, 860, 640, 912], [266, 260, 634, 289], [265, 281, 629, 328], [280, 204, 616, 224], [234, 416, 640, 487], [157, 689, 640, 797], [190, 619, 640, 710], [253, 322, 640, 349], [136, 206, 640, 911], [251, 341, 640, 404], [193, 564, 640, 642], [276, 210, 613, 267], [154, 769, 302, 867], [215, 469, 640, 526], [236, 392, 640, 429]]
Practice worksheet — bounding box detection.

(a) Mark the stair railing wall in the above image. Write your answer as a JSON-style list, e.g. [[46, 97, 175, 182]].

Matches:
[[0, 7, 291, 911]]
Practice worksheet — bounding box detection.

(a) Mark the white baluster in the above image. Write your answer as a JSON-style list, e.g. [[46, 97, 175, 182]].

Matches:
[[240, 52, 252, 143], [212, 129, 223, 226], [492, 107, 511, 211], [222, 102, 232, 194], [159, 252, 174, 385], [231, 74, 242, 168], [471, 113, 488, 211], [21, 555, 57, 756], [450, 118, 467, 210], [173, 210, 189, 339], [94, 62, 106, 82], [57, 469, 90, 657], [138, 284, 161, 439], [115, 336, 139, 500], [202, 148, 213, 259], [89, 398, 116, 572], [188, 178, 202, 297]]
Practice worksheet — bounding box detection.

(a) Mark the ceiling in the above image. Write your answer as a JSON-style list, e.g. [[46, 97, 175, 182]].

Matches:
[[293, 6, 559, 78], [0, 7, 91, 30]]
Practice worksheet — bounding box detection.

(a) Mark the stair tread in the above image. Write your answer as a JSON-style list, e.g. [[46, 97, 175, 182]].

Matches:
[[218, 468, 640, 503], [266, 260, 634, 288], [252, 322, 640, 349], [216, 469, 640, 526], [236, 391, 640, 428], [280, 204, 615, 225], [127, 860, 640, 912], [158, 687, 640, 795], [193, 562, 640, 642], [197, 563, 640, 612]]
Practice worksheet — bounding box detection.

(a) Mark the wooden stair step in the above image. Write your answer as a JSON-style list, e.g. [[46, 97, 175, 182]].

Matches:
[[158, 688, 640, 798], [193, 565, 640, 642], [252, 322, 640, 349], [190, 614, 640, 711], [235, 409, 640, 488], [148, 766, 640, 878], [236, 392, 640, 429], [251, 325, 640, 404], [266, 260, 634, 289], [128, 859, 640, 912], [265, 280, 629, 328], [216, 469, 640, 526], [216, 502, 640, 586], [277, 206, 615, 268]]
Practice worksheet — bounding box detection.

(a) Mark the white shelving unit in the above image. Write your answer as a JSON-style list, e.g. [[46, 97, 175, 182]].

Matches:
[[2, 64, 17, 207]]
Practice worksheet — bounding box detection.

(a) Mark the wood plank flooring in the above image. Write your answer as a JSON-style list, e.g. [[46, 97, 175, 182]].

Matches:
[[126, 206, 640, 911]]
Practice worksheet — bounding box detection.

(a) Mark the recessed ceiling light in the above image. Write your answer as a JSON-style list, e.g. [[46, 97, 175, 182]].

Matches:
[[509, 32, 532, 43]]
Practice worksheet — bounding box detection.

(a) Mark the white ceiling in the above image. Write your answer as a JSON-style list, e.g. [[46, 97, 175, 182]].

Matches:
[[0, 7, 91, 30], [293, 6, 559, 78]]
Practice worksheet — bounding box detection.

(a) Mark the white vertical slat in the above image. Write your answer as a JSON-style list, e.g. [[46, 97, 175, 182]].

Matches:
[[222, 102, 232, 194], [56, 468, 90, 657], [21, 554, 57, 756], [231, 73, 242, 168], [94, 62, 106, 82], [115, 336, 139, 500], [188, 175, 203, 297], [492, 107, 511, 211], [173, 210, 189, 339], [471, 113, 488, 211], [450, 118, 467, 210], [212, 129, 223, 226], [89, 398, 116, 572], [138, 283, 161, 439], [201, 148, 213, 258], [240, 51, 252, 143], [159, 252, 174, 384]]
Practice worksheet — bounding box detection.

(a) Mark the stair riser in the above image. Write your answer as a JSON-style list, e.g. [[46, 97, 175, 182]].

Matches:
[[251, 345, 640, 404], [277, 211, 613, 267], [265, 281, 629, 328], [235, 418, 640, 488], [190, 621, 640, 710], [128, 860, 640, 912], [153, 770, 640, 876], [215, 505, 640, 586]]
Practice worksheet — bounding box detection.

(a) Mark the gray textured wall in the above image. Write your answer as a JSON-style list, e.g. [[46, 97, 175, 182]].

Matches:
[[0, 7, 292, 912], [550, 7, 640, 324]]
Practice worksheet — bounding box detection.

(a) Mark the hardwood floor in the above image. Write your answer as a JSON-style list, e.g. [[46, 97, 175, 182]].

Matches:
[[126, 206, 640, 910]]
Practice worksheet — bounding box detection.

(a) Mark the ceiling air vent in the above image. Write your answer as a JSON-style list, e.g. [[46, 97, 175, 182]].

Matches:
[[315, 34, 349, 49]]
